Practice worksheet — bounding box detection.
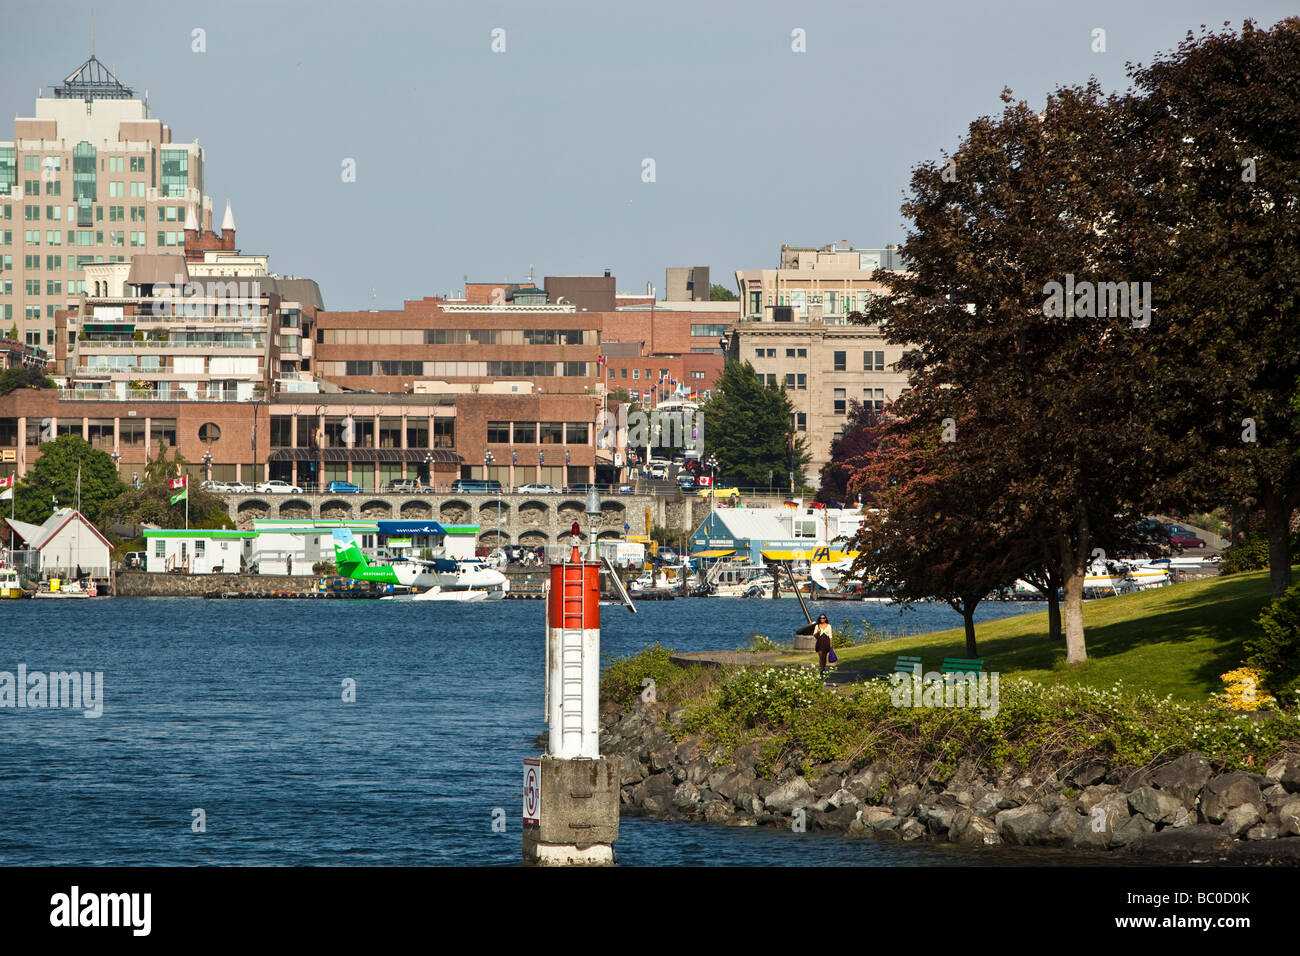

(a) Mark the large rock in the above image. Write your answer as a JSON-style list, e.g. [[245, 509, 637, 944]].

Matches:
[[672, 782, 702, 813], [846, 764, 890, 803], [917, 795, 960, 835], [828, 788, 860, 810], [764, 776, 816, 814], [897, 818, 927, 841], [891, 784, 922, 817], [1200, 773, 1265, 823], [684, 757, 713, 787], [633, 773, 677, 815], [1246, 822, 1279, 841], [952, 812, 1001, 846], [1149, 752, 1212, 806], [703, 801, 734, 825], [973, 791, 1013, 816], [1128, 786, 1187, 825], [715, 769, 756, 802], [813, 774, 844, 798], [1071, 761, 1108, 788], [995, 805, 1052, 845], [1111, 814, 1156, 846], [1046, 807, 1083, 843], [1278, 800, 1300, 837], [1221, 803, 1260, 838], [1077, 784, 1116, 813], [1265, 753, 1300, 792], [618, 751, 647, 786], [1065, 792, 1130, 848], [859, 807, 894, 828], [813, 805, 860, 833], [1124, 824, 1235, 863]]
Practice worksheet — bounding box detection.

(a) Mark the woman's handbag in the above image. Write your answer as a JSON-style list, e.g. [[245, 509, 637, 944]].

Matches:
[[827, 649, 838, 664]]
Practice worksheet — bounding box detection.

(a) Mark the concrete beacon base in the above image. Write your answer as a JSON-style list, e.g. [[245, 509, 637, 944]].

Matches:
[[522, 755, 619, 866]]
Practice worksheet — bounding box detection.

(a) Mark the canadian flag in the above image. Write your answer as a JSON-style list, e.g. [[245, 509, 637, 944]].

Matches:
[[0, 475, 13, 489], [168, 476, 188, 490], [697, 475, 714, 487]]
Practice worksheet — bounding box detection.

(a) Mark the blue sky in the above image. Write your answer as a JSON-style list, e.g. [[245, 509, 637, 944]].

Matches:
[[4, 0, 1293, 309]]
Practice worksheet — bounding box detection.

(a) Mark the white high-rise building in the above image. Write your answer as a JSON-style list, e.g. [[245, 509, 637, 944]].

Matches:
[[0, 55, 209, 353]]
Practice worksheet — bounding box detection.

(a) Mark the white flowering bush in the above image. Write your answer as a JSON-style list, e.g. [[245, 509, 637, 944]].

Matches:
[[713, 665, 830, 726]]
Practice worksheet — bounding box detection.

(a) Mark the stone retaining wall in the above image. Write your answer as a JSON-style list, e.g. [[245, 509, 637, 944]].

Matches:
[[115, 570, 323, 597], [601, 697, 1300, 864]]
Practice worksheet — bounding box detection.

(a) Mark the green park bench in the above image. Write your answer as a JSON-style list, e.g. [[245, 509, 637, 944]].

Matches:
[[894, 655, 922, 675], [941, 658, 984, 674]]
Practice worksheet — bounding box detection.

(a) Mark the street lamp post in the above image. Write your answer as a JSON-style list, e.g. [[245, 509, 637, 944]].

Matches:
[[706, 455, 718, 520], [584, 487, 601, 561], [423, 452, 432, 491], [485, 450, 500, 549], [201, 450, 212, 482]]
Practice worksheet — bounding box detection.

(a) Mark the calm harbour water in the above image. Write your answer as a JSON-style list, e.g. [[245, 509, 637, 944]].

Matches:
[[0, 594, 1117, 866]]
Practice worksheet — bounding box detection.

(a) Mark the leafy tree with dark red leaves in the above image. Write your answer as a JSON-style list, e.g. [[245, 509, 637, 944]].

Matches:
[[815, 399, 881, 506], [857, 82, 1173, 665]]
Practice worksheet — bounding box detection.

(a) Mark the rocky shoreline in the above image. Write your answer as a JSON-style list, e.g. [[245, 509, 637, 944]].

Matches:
[[600, 697, 1300, 864]]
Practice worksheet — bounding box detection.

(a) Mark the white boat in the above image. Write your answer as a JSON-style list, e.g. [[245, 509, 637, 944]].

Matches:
[[706, 562, 775, 597]]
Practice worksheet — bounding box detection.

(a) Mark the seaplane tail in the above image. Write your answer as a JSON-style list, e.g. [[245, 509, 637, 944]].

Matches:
[[332, 528, 400, 584]]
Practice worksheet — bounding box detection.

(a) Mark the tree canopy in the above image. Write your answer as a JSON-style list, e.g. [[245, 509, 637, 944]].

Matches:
[[99, 442, 234, 533], [708, 284, 738, 301], [0, 365, 57, 396], [700, 361, 809, 489], [11, 434, 126, 526]]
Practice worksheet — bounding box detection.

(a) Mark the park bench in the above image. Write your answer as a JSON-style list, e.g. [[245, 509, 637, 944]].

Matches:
[[894, 655, 923, 675], [941, 658, 984, 673]]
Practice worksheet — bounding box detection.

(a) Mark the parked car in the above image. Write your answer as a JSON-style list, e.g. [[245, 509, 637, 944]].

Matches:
[[325, 480, 361, 494], [225, 481, 252, 493], [516, 483, 559, 494], [677, 474, 697, 491], [450, 479, 503, 493], [200, 480, 229, 493], [1170, 530, 1206, 548], [387, 478, 422, 492], [658, 547, 679, 563], [698, 486, 741, 502], [617, 484, 633, 495], [257, 480, 303, 494], [123, 551, 147, 569], [567, 483, 599, 494]]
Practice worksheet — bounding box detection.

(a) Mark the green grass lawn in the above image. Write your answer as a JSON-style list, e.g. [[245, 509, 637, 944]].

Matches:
[[806, 569, 1285, 702]]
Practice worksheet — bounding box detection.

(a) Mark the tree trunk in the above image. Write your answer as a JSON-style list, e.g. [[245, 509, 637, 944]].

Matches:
[[1261, 488, 1293, 599], [1060, 512, 1090, 665], [1047, 584, 1062, 641], [963, 605, 978, 659]]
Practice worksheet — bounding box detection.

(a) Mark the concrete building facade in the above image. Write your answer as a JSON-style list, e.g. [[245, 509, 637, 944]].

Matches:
[[731, 242, 909, 484]]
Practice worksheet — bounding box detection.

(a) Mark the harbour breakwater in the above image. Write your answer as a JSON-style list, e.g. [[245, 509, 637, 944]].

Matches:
[[601, 696, 1300, 864], [115, 570, 325, 598]]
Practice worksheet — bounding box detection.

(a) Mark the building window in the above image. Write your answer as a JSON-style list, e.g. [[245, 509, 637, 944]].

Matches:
[[620, 368, 627, 379], [513, 422, 536, 444], [833, 351, 846, 371], [864, 350, 885, 371], [834, 388, 846, 415], [690, 324, 729, 337], [632, 369, 639, 379], [539, 422, 563, 445], [565, 422, 588, 444], [486, 421, 511, 444], [795, 412, 806, 431], [786, 348, 795, 358], [797, 373, 806, 389], [785, 373, 795, 390], [160, 149, 189, 198], [155, 539, 166, 558]]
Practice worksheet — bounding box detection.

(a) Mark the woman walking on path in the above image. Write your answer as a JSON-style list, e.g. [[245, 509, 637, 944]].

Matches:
[[813, 614, 833, 675]]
